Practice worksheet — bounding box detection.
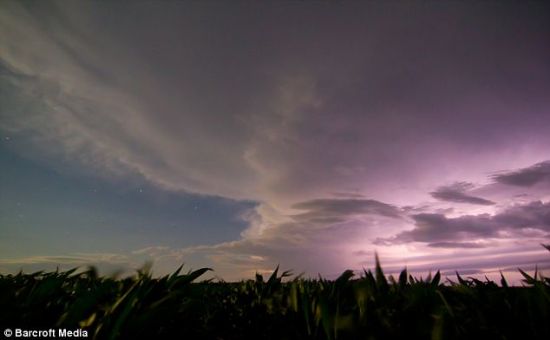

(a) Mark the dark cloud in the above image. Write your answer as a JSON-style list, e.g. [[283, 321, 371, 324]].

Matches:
[[393, 213, 497, 243], [378, 200, 550, 246], [431, 182, 495, 205], [492, 161, 550, 187], [494, 200, 550, 229], [428, 242, 487, 249], [291, 198, 402, 223]]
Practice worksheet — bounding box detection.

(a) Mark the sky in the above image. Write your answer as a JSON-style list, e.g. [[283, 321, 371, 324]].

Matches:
[[1, 1, 550, 282]]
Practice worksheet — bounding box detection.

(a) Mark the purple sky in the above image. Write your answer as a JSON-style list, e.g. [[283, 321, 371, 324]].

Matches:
[[1, 1, 549, 282]]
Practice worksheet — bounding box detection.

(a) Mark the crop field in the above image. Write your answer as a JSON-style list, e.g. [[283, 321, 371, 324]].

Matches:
[[1, 251, 549, 340]]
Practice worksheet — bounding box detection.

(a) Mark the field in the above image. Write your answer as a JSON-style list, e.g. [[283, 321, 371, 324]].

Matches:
[[1, 251, 550, 340]]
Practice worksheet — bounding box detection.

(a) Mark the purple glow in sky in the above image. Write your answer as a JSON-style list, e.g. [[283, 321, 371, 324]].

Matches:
[[1, 1, 549, 282]]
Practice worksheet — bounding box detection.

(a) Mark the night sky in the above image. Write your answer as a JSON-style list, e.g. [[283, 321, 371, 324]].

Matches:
[[1, 1, 550, 281]]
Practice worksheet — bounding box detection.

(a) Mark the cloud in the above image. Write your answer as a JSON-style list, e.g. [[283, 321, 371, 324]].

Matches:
[[291, 198, 403, 222], [140, 198, 406, 279], [431, 182, 495, 205], [383, 213, 497, 244], [427, 241, 488, 249], [378, 200, 550, 246], [494, 200, 550, 229], [3, 2, 550, 209], [492, 161, 550, 187], [1, 2, 550, 280]]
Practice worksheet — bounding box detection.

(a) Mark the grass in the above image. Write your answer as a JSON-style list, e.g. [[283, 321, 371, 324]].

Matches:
[[1, 246, 549, 339]]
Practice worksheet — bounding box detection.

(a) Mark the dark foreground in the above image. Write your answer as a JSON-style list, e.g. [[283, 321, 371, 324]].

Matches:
[[1, 258, 549, 340]]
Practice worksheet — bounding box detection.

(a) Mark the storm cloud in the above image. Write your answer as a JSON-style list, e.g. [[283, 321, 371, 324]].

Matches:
[[431, 182, 495, 206], [492, 161, 550, 187], [427, 242, 487, 249], [1, 1, 550, 279], [291, 198, 403, 222], [379, 201, 550, 247]]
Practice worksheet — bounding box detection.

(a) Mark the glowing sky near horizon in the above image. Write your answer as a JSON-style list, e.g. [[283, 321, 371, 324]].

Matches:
[[1, 1, 550, 281]]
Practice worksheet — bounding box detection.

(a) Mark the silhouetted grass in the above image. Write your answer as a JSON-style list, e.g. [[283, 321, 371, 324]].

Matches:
[[1, 246, 549, 339]]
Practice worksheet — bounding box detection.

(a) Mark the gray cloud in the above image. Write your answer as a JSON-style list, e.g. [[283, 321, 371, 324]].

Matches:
[[427, 241, 487, 249], [494, 200, 550, 229], [291, 198, 402, 222], [492, 161, 550, 187], [392, 213, 497, 243], [431, 182, 495, 205], [2, 1, 550, 209], [378, 200, 550, 246]]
